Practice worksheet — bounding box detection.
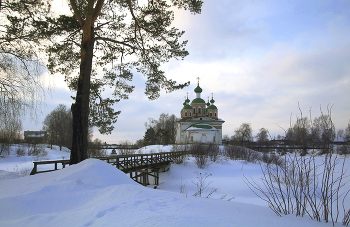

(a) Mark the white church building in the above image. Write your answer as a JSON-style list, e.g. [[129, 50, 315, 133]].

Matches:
[[175, 80, 225, 145]]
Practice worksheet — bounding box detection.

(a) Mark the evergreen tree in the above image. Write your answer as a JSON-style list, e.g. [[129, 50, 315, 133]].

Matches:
[[143, 126, 157, 146], [5, 0, 203, 163], [144, 113, 177, 145]]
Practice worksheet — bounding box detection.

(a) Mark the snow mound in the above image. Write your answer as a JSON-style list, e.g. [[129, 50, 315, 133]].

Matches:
[[56, 158, 138, 187], [0, 159, 139, 226]]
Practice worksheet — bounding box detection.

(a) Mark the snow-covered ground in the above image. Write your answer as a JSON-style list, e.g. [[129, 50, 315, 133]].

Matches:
[[0, 144, 349, 226]]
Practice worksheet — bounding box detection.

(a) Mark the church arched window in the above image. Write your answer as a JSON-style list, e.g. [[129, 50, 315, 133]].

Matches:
[[209, 112, 212, 117], [215, 112, 217, 117], [198, 107, 201, 114], [193, 107, 196, 114], [190, 111, 192, 117], [185, 111, 187, 117]]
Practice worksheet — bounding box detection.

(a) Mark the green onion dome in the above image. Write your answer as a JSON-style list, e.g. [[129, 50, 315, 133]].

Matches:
[[183, 104, 193, 109], [207, 104, 217, 110], [194, 85, 202, 93]]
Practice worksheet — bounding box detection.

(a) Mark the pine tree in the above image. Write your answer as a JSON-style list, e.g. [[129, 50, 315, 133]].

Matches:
[[4, 0, 203, 163]]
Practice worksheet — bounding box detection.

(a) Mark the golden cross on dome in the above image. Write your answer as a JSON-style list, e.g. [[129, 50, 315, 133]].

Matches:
[[211, 93, 213, 99], [196, 77, 200, 85]]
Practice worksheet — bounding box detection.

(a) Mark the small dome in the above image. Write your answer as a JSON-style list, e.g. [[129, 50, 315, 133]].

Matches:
[[185, 98, 190, 103], [183, 104, 193, 110], [207, 105, 217, 110], [194, 85, 202, 93]]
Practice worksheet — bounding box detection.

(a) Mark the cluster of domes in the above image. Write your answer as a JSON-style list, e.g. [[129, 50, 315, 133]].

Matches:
[[181, 82, 218, 120]]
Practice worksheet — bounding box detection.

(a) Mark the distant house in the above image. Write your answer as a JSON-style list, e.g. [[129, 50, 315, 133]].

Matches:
[[24, 131, 47, 144]]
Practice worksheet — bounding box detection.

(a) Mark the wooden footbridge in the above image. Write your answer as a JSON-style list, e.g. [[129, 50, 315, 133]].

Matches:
[[30, 151, 190, 186]]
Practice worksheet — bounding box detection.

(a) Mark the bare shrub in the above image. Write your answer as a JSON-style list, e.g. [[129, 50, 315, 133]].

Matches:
[[16, 146, 26, 157], [19, 167, 31, 176], [338, 145, 350, 156], [246, 149, 261, 163], [344, 208, 350, 226], [261, 153, 284, 167], [191, 143, 209, 169], [207, 143, 220, 162], [224, 145, 261, 163], [224, 145, 243, 160], [0, 142, 10, 156], [244, 153, 350, 226], [171, 145, 187, 164], [177, 178, 187, 196], [27, 144, 47, 157], [192, 172, 215, 197]]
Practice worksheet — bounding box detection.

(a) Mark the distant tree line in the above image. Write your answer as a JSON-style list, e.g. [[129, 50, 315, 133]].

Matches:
[[227, 112, 350, 150]]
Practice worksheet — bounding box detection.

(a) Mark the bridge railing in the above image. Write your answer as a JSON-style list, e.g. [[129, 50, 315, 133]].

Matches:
[[30, 150, 190, 175], [30, 159, 70, 175]]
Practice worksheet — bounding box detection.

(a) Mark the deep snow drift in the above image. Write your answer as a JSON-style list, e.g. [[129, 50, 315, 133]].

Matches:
[[0, 146, 348, 227]]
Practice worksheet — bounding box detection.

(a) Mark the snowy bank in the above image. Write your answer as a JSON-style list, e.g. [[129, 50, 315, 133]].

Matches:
[[0, 158, 343, 227]]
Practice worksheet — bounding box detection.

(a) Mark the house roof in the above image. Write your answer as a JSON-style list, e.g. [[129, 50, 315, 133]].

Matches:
[[24, 131, 46, 137]]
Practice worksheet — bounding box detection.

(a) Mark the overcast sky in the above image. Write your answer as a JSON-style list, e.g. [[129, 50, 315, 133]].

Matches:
[[24, 0, 350, 144]]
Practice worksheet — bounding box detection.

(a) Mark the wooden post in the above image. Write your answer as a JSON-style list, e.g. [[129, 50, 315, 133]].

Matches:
[[142, 169, 149, 186], [55, 162, 58, 170], [30, 162, 38, 175], [154, 169, 159, 185]]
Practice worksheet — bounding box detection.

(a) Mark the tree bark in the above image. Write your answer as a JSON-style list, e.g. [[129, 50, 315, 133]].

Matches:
[[70, 26, 95, 164]]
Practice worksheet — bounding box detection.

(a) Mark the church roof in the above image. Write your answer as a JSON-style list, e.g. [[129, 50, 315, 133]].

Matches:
[[191, 98, 206, 104], [186, 123, 218, 131]]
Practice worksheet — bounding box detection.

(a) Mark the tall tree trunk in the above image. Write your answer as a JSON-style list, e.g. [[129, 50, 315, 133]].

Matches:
[[70, 26, 95, 164]]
